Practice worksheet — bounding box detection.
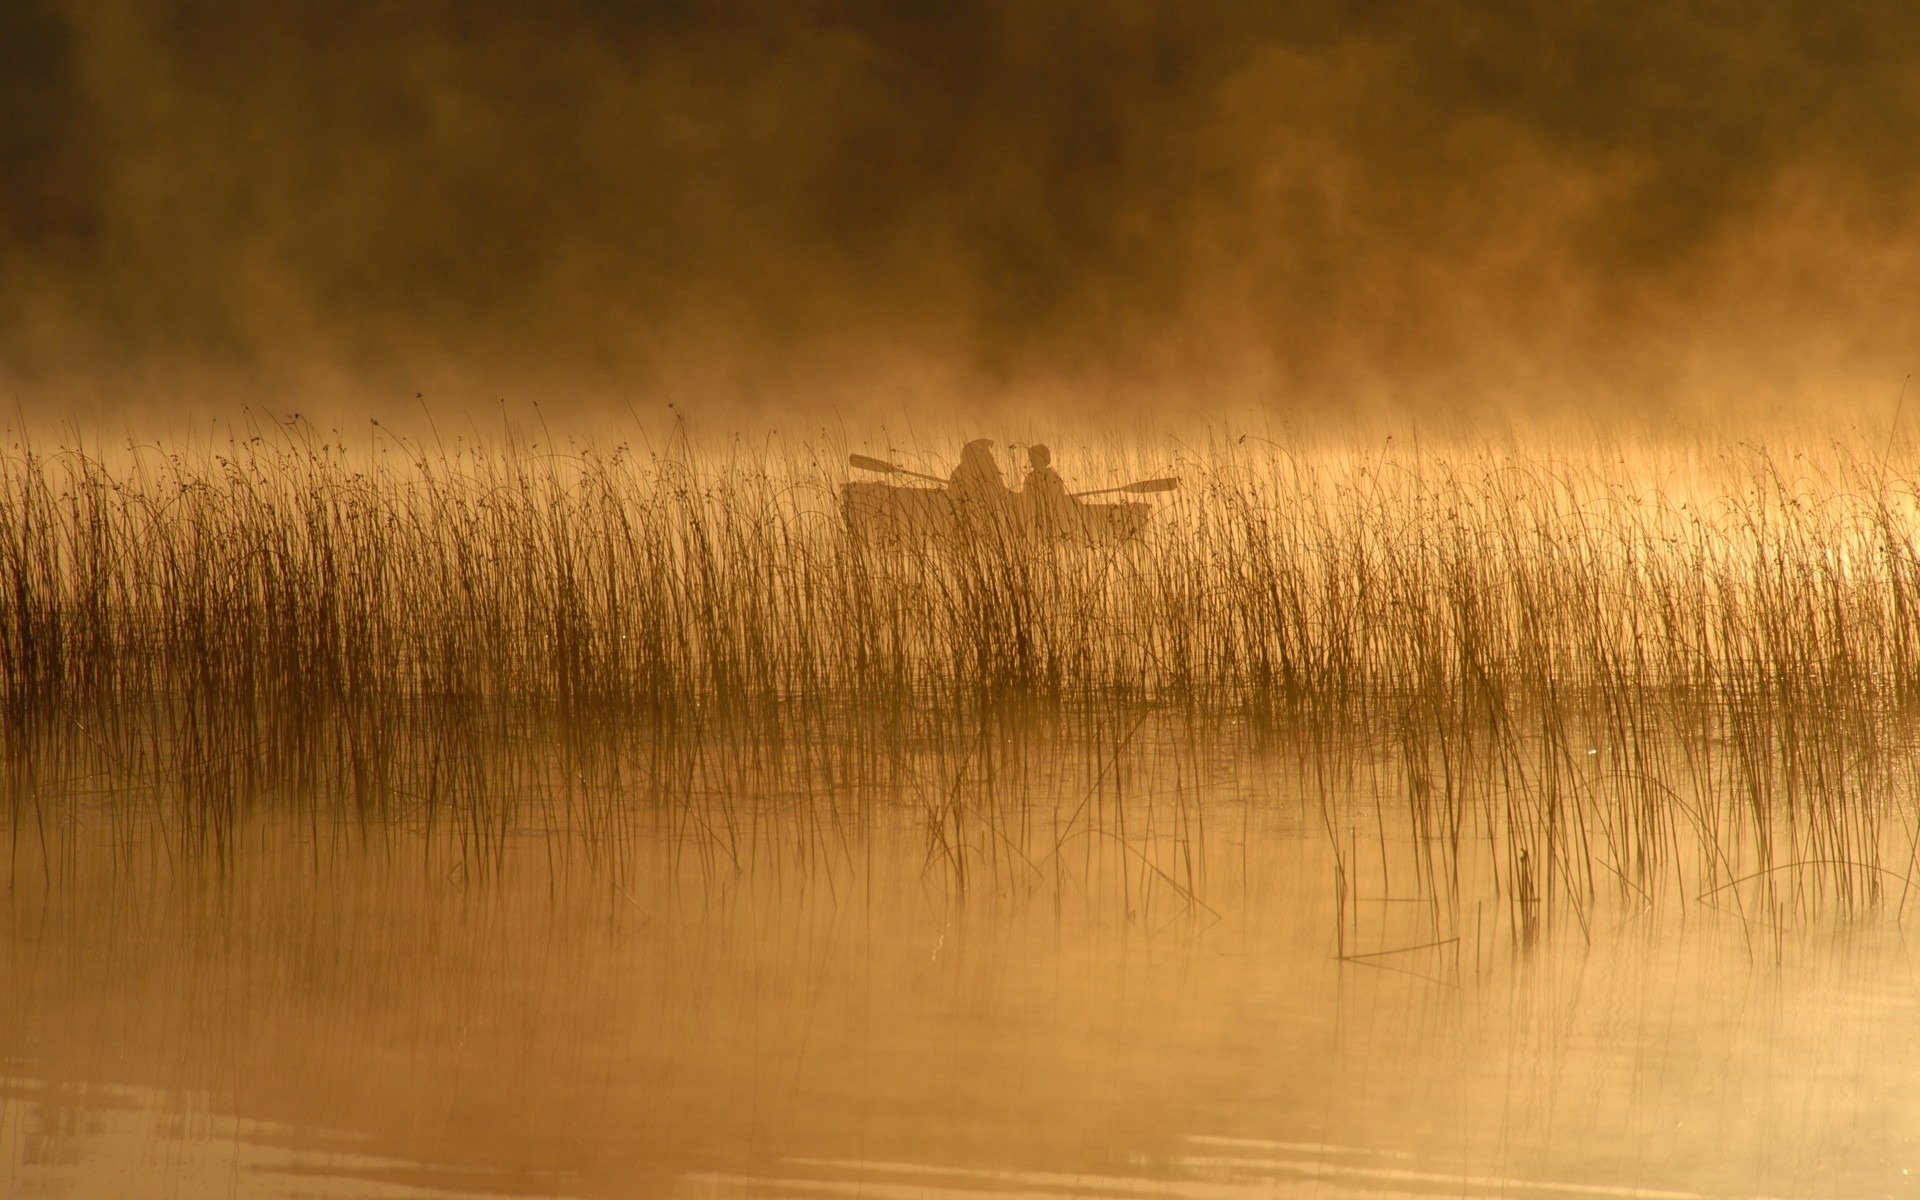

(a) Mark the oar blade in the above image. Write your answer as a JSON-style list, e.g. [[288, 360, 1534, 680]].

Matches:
[[849, 454, 950, 485]]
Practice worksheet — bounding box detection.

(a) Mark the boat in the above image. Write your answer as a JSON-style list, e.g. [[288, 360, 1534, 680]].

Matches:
[[840, 481, 1152, 546]]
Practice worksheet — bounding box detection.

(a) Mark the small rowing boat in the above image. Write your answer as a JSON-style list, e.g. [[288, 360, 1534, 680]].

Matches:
[[840, 481, 1152, 546]]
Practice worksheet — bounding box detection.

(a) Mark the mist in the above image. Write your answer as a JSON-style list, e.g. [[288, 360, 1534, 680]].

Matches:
[[5, 0, 1920, 429]]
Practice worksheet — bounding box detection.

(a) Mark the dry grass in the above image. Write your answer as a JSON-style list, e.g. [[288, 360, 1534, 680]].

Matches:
[[5, 419, 1920, 936]]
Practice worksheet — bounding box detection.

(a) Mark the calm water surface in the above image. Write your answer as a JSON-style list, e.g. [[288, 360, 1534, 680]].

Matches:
[[5, 720, 1919, 1199]]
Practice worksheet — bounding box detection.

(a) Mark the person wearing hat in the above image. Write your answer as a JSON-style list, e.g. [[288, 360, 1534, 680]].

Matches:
[[948, 438, 1009, 504]]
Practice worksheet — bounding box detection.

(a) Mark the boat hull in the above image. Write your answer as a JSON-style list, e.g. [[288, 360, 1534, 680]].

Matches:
[[840, 482, 1150, 546]]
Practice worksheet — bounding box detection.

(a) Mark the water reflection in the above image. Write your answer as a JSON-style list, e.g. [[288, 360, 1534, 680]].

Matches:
[[0, 1075, 579, 1198], [6, 708, 1920, 1198], [696, 1142, 1764, 1199]]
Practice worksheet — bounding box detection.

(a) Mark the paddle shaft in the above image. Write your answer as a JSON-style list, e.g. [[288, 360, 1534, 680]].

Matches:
[[848, 454, 947, 484], [1072, 478, 1180, 498]]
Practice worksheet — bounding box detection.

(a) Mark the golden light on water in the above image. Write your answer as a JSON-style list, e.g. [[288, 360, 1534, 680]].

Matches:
[[8, 4, 1920, 1198]]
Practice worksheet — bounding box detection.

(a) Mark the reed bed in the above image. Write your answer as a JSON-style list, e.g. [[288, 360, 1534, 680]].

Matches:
[[5, 422, 1920, 933]]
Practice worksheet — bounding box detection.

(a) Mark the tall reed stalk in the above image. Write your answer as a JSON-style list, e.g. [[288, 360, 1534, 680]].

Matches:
[[4, 424, 1918, 930]]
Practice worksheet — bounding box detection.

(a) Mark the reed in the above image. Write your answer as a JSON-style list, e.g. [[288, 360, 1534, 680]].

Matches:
[[4, 421, 1919, 933]]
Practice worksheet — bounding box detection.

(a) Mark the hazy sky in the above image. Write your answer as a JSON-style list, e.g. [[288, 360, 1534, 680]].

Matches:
[[5, 1, 1920, 427]]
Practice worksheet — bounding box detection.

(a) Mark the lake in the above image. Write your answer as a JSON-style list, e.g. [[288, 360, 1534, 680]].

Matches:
[[7, 702, 1917, 1200]]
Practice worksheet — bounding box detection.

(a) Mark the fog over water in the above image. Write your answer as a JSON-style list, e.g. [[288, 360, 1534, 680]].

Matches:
[[5, 2, 1920, 426], [11, 7, 1920, 1199]]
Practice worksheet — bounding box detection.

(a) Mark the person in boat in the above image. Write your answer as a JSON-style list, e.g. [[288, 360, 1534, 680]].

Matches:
[[948, 438, 1009, 505], [1021, 443, 1077, 531]]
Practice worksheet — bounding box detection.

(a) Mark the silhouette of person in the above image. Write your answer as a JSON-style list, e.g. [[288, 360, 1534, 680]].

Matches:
[[948, 439, 1008, 504], [1022, 444, 1075, 530]]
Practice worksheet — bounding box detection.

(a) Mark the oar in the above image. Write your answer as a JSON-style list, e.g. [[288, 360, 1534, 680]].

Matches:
[[848, 454, 947, 484], [1072, 477, 1180, 498]]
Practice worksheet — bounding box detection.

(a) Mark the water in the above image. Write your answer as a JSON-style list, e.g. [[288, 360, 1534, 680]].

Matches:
[[6, 714, 1920, 1198]]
